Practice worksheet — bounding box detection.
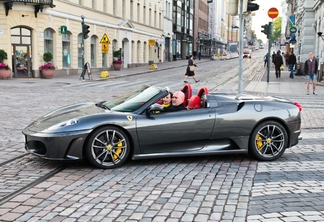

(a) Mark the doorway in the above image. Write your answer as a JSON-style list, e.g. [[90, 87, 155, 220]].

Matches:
[[12, 45, 31, 78], [11, 27, 32, 78]]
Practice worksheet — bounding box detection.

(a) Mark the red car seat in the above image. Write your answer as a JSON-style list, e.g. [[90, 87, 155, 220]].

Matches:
[[181, 84, 192, 106], [197, 87, 209, 108], [187, 95, 201, 110]]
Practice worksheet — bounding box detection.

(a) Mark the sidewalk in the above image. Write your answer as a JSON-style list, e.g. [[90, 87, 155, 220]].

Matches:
[[86, 58, 209, 81]]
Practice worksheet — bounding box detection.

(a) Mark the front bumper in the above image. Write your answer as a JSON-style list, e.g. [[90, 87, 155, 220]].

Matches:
[[23, 128, 91, 161]]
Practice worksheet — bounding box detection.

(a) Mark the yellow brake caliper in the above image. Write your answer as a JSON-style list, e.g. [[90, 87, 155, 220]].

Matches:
[[113, 140, 123, 160], [256, 134, 263, 150]]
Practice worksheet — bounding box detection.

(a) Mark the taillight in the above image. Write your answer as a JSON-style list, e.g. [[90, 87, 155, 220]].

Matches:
[[293, 102, 302, 111]]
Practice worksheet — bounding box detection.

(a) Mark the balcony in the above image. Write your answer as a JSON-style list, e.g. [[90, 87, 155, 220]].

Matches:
[[0, 0, 55, 17]]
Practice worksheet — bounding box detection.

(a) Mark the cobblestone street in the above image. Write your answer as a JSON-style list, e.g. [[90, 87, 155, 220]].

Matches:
[[0, 57, 324, 221]]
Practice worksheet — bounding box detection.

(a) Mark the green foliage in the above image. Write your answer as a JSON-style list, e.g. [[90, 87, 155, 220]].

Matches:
[[0, 49, 8, 63], [113, 50, 120, 58], [271, 17, 282, 42], [43, 52, 53, 63]]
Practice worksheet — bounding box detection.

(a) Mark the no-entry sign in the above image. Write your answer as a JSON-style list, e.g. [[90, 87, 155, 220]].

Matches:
[[268, 8, 279, 19]]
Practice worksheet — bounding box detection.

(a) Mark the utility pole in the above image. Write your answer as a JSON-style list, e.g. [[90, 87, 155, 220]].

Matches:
[[81, 15, 85, 80]]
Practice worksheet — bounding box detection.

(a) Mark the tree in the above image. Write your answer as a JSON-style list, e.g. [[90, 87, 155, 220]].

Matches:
[[271, 17, 282, 42]]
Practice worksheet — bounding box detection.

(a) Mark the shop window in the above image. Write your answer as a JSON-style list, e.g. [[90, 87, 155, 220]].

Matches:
[[62, 32, 71, 68], [44, 28, 54, 56], [78, 34, 82, 68]]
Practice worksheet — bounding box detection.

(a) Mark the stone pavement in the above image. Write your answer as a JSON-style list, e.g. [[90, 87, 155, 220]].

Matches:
[[1, 57, 324, 222]]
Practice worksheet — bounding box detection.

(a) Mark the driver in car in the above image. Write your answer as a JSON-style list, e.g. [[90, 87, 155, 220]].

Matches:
[[163, 91, 187, 112]]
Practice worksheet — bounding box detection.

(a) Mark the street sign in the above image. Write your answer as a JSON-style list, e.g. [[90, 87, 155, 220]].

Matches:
[[100, 33, 110, 44], [268, 7, 279, 19], [290, 27, 297, 33], [101, 43, 108, 54], [60, 26, 67, 34]]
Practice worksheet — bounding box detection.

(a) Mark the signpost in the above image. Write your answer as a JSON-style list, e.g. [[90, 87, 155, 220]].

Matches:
[[266, 8, 278, 83]]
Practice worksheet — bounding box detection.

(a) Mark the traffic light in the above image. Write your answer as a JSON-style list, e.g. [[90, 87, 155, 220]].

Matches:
[[243, 0, 259, 13], [261, 24, 269, 39], [82, 24, 90, 39]]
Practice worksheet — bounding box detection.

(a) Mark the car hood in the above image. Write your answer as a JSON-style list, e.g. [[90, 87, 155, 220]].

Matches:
[[25, 102, 107, 133]]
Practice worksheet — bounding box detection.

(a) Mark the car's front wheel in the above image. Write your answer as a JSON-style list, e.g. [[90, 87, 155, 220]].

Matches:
[[249, 121, 288, 161], [85, 126, 130, 169]]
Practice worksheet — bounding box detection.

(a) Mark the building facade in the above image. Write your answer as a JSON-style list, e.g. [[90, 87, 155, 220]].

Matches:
[[0, 0, 164, 78]]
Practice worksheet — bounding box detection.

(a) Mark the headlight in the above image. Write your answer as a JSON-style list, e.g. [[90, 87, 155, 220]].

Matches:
[[59, 118, 79, 127], [47, 118, 79, 131]]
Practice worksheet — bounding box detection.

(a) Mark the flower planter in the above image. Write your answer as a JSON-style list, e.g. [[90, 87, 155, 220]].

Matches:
[[0, 69, 11, 79], [113, 63, 122, 71], [41, 69, 55, 79]]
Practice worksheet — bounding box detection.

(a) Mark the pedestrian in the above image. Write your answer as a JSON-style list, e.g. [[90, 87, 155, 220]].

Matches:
[[288, 52, 296, 78], [272, 51, 276, 64], [264, 53, 268, 67], [304, 52, 318, 95], [184, 55, 200, 83], [198, 51, 202, 60], [193, 51, 197, 60], [285, 52, 289, 67], [274, 51, 283, 78]]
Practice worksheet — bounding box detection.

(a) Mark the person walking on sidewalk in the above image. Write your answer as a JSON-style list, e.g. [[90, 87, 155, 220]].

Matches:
[[288, 52, 296, 78], [274, 51, 283, 78], [304, 52, 318, 95], [264, 53, 269, 67], [272, 51, 276, 64], [184, 55, 200, 83]]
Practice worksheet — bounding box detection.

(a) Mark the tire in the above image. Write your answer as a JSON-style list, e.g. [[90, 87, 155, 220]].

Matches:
[[85, 126, 130, 169], [249, 121, 288, 161]]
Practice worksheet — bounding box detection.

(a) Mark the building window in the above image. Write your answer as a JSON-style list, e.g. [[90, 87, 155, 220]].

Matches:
[[78, 34, 82, 68], [137, 41, 141, 63], [149, 9, 152, 26], [144, 42, 147, 63], [44, 28, 54, 55], [130, 0, 133, 21], [137, 3, 140, 22], [113, 0, 116, 15], [62, 33, 71, 68], [154, 10, 156, 27], [122, 0, 126, 18], [90, 36, 96, 67], [143, 6, 146, 25], [103, 1, 106, 13]]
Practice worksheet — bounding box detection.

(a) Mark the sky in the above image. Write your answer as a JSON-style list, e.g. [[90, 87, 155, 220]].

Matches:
[[252, 0, 283, 42]]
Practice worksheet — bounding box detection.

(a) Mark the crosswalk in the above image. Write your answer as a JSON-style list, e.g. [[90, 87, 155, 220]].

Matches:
[[63, 79, 194, 91]]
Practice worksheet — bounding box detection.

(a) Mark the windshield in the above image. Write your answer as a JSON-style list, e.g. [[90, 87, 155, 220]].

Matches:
[[104, 85, 161, 112]]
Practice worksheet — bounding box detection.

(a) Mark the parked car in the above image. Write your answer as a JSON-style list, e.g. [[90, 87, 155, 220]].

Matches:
[[23, 84, 302, 169]]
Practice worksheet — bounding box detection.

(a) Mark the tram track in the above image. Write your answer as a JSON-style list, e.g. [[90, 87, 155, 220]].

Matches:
[[0, 154, 67, 206]]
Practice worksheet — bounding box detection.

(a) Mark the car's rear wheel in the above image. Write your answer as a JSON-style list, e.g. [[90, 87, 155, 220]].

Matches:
[[85, 126, 130, 169], [249, 121, 288, 161]]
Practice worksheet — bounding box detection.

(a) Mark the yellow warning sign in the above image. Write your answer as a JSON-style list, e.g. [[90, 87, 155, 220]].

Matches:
[[102, 43, 108, 54], [100, 33, 110, 44]]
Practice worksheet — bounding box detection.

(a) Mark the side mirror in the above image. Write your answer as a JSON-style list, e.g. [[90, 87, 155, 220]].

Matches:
[[146, 104, 164, 116]]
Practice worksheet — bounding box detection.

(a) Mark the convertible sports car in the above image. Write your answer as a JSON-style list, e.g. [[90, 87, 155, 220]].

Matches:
[[23, 84, 302, 169]]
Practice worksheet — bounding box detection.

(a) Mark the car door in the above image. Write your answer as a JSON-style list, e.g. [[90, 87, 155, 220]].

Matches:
[[136, 109, 216, 154]]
